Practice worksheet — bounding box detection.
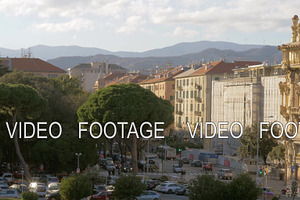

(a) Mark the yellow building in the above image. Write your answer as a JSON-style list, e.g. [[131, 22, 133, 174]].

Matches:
[[279, 15, 300, 183], [139, 67, 187, 136]]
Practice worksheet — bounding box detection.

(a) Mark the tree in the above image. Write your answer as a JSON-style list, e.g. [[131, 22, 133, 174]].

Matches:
[[238, 124, 278, 164], [77, 83, 173, 174], [0, 83, 47, 180], [113, 175, 146, 200], [227, 173, 261, 200], [188, 175, 227, 200], [60, 174, 92, 200], [269, 144, 285, 165], [20, 191, 39, 200], [0, 61, 10, 77], [0, 71, 95, 174]]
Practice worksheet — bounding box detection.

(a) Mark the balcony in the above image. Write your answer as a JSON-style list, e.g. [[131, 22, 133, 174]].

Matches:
[[194, 97, 202, 103], [175, 110, 183, 115], [176, 98, 183, 103], [177, 86, 183, 91], [194, 111, 202, 116], [195, 84, 202, 90], [290, 107, 300, 115]]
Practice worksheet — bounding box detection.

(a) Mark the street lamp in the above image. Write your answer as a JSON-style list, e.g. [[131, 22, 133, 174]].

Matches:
[[75, 153, 82, 173]]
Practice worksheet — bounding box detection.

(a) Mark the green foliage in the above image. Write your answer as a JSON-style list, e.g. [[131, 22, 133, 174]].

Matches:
[[20, 191, 39, 200], [0, 61, 10, 77], [228, 173, 261, 200], [269, 144, 285, 162], [188, 175, 227, 200], [189, 174, 261, 200], [60, 174, 92, 200], [166, 137, 202, 151], [238, 123, 278, 164], [113, 175, 146, 200], [0, 72, 95, 174]]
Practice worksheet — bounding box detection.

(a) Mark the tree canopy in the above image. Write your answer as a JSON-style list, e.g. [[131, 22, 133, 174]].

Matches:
[[238, 123, 278, 164], [113, 175, 146, 200], [77, 83, 173, 174]]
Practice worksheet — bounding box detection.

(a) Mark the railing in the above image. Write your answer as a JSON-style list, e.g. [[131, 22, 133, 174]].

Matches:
[[195, 84, 202, 90], [176, 98, 183, 103]]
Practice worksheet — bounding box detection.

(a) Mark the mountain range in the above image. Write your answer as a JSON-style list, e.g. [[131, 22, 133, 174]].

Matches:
[[0, 41, 282, 71]]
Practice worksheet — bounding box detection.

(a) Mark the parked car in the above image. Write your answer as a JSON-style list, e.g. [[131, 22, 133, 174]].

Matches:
[[160, 183, 182, 194], [2, 173, 13, 182], [29, 182, 47, 198], [47, 177, 59, 185], [134, 190, 161, 200], [0, 189, 20, 198], [45, 192, 61, 200], [203, 162, 213, 171], [173, 164, 183, 173], [48, 182, 61, 193], [0, 185, 9, 191], [146, 180, 160, 190], [89, 191, 113, 200], [217, 169, 234, 180], [191, 160, 202, 167], [175, 185, 188, 195]]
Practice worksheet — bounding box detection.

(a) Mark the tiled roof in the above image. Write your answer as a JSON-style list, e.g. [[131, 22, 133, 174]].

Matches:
[[103, 72, 127, 81], [191, 61, 261, 76], [1, 58, 65, 73], [139, 67, 186, 84]]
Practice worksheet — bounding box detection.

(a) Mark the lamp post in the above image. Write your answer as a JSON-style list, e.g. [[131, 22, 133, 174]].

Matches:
[[75, 153, 82, 173]]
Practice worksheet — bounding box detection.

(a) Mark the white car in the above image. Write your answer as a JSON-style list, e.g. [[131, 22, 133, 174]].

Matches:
[[134, 190, 161, 200], [160, 183, 182, 194], [47, 177, 59, 185], [48, 182, 60, 193], [29, 182, 47, 198]]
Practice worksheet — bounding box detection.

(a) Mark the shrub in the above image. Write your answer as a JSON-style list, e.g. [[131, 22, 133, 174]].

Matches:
[[60, 174, 92, 200], [160, 175, 169, 182], [113, 175, 146, 200], [21, 191, 39, 200]]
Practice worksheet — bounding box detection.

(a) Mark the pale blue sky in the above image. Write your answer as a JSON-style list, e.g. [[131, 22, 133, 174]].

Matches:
[[0, 0, 299, 52]]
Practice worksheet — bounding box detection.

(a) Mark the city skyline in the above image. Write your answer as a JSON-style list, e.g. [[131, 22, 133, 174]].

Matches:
[[0, 0, 299, 52]]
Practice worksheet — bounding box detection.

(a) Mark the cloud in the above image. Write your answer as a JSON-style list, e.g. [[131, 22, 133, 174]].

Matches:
[[117, 15, 146, 34], [1, 0, 299, 36], [32, 18, 94, 32], [171, 26, 199, 37]]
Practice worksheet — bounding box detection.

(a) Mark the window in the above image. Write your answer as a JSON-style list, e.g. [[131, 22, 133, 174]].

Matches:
[[183, 91, 185, 98], [183, 79, 185, 86], [170, 96, 174, 100], [215, 77, 219, 80], [172, 84, 175, 89], [175, 92, 178, 98], [186, 91, 189, 98], [186, 117, 188, 123], [187, 79, 189, 86], [191, 91, 193, 98], [190, 104, 193, 111]]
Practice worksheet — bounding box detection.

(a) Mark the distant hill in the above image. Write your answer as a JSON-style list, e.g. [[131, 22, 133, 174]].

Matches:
[[0, 41, 265, 60], [47, 46, 282, 71]]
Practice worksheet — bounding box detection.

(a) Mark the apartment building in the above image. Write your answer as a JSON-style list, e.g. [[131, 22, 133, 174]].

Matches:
[[174, 60, 261, 149]]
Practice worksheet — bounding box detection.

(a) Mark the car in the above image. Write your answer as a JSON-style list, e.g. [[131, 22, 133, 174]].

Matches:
[[106, 163, 116, 172], [173, 165, 183, 173], [121, 164, 132, 173], [89, 191, 113, 200], [45, 191, 61, 200], [29, 182, 47, 198], [0, 189, 20, 198], [180, 157, 189, 164], [217, 169, 234, 180], [145, 180, 161, 190], [191, 160, 202, 167], [2, 173, 13, 182], [99, 158, 107, 166], [175, 185, 188, 195], [48, 182, 61, 193], [134, 190, 161, 200], [93, 184, 107, 193], [48, 177, 59, 185], [160, 183, 182, 194], [9, 183, 28, 193], [0, 185, 9, 191]]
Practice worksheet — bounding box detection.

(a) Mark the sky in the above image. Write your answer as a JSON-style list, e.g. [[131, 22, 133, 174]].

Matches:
[[0, 0, 299, 52]]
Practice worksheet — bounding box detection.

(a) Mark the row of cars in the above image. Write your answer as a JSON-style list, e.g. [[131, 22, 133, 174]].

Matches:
[[0, 173, 61, 199], [154, 181, 188, 195]]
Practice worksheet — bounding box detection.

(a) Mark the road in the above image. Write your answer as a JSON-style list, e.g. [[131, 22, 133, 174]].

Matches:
[[160, 193, 188, 200]]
